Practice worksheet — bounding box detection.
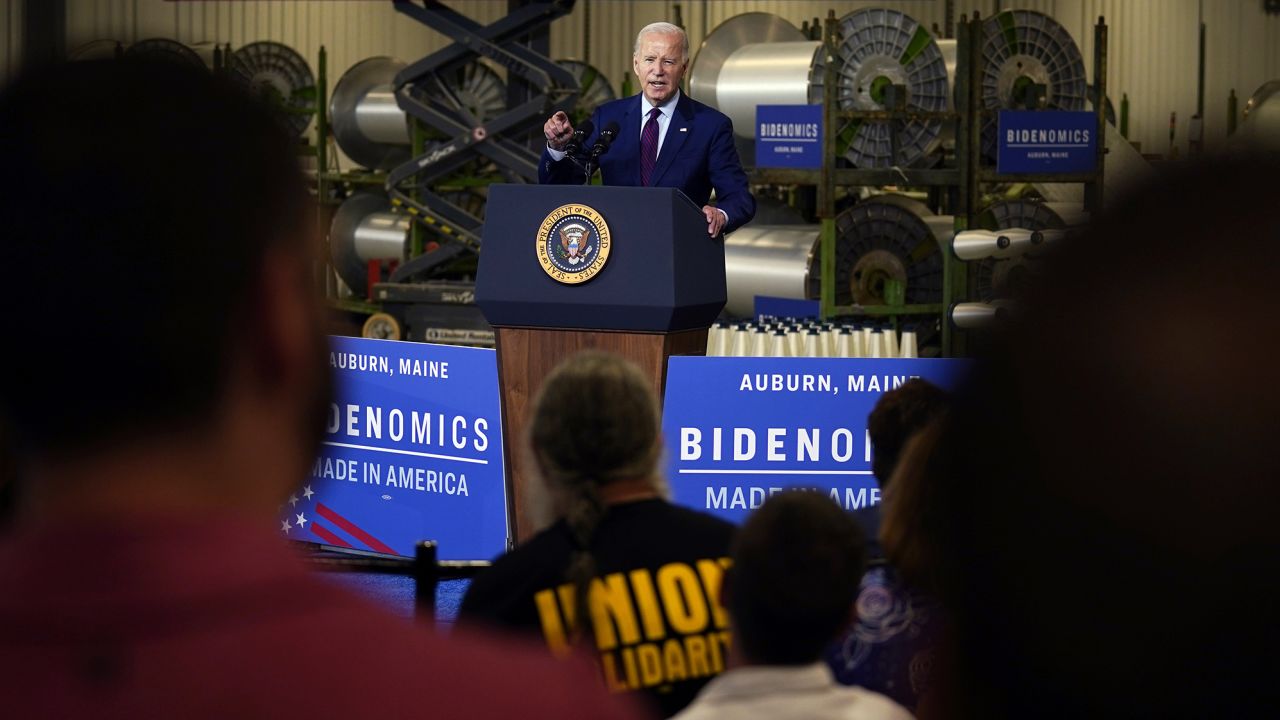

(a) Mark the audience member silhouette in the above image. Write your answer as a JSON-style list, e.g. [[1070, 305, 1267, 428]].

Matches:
[[0, 59, 641, 719], [462, 351, 735, 718], [856, 379, 950, 561], [674, 491, 911, 720], [925, 156, 1280, 718]]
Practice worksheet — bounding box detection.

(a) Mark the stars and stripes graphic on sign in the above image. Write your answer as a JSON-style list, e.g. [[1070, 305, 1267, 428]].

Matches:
[[279, 484, 394, 554]]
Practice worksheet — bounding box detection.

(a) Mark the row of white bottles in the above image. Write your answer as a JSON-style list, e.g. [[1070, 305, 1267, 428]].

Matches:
[[705, 320, 919, 358]]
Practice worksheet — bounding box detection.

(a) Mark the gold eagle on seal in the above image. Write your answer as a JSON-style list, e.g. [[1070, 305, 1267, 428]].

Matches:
[[558, 223, 590, 264]]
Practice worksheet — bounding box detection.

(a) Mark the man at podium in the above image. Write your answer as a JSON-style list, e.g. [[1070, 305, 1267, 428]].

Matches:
[[540, 22, 755, 237]]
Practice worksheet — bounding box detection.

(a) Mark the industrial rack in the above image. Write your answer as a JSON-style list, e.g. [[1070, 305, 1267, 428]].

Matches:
[[747, 11, 1108, 357]]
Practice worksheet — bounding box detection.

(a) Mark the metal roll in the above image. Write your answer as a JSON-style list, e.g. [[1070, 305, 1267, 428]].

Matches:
[[330, 57, 412, 171], [331, 56, 508, 170], [1233, 79, 1280, 151], [831, 195, 952, 307], [229, 41, 317, 138], [833, 8, 953, 168], [971, 199, 1085, 301], [936, 39, 958, 147], [951, 301, 1009, 329], [188, 42, 222, 68], [125, 38, 208, 69], [690, 13, 820, 140], [356, 90, 412, 144], [557, 59, 616, 117], [329, 192, 410, 295], [1244, 79, 1280, 120], [724, 197, 954, 320], [953, 228, 1061, 261], [715, 42, 822, 137], [980, 10, 1087, 160], [724, 225, 820, 317]]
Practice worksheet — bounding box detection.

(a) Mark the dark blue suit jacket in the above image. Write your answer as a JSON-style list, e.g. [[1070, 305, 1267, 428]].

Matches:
[[539, 93, 756, 234]]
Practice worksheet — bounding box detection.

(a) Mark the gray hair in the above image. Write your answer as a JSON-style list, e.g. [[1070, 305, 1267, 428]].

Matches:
[[634, 22, 689, 63]]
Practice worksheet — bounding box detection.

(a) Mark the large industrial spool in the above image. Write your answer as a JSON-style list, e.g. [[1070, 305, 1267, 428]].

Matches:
[[831, 195, 951, 307], [689, 11, 954, 168], [124, 38, 210, 68], [980, 10, 1088, 160], [973, 200, 1084, 301], [329, 192, 410, 296], [689, 13, 823, 139], [557, 59, 616, 119], [229, 41, 317, 139], [831, 8, 954, 168], [725, 225, 820, 317], [1233, 79, 1280, 150], [69, 39, 127, 60], [723, 196, 951, 318], [330, 56, 507, 170]]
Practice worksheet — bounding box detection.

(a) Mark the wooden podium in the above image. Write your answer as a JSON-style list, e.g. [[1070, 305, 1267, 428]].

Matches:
[[475, 185, 726, 542]]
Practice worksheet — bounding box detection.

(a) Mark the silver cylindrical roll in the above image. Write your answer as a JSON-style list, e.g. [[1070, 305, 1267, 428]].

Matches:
[[331, 56, 509, 170], [715, 42, 822, 138], [355, 89, 412, 145], [690, 13, 817, 141], [1232, 79, 1280, 151], [330, 192, 410, 295], [936, 39, 958, 147], [937, 40, 958, 109], [951, 301, 1009, 329], [330, 57, 411, 171], [354, 212, 410, 261], [953, 229, 1047, 261], [970, 199, 1084, 301], [724, 225, 820, 317]]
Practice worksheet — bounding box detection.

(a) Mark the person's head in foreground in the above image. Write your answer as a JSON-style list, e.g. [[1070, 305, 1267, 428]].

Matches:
[[0, 57, 327, 523], [529, 349, 666, 534], [0, 59, 643, 720], [674, 491, 910, 719], [633, 21, 689, 105], [867, 378, 950, 488], [727, 491, 866, 667], [932, 154, 1280, 718], [528, 350, 666, 627]]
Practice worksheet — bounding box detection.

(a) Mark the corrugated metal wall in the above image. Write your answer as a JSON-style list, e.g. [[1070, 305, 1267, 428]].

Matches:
[[1, 0, 22, 85], [17, 0, 1276, 161]]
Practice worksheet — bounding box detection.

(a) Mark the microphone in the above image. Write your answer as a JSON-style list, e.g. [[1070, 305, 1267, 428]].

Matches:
[[564, 119, 594, 155], [590, 121, 620, 158]]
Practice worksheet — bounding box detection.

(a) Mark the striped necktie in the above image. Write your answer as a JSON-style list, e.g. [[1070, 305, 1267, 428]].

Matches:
[[640, 107, 661, 186]]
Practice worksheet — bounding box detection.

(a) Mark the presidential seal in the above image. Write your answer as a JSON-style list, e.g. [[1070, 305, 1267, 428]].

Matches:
[[535, 204, 611, 284]]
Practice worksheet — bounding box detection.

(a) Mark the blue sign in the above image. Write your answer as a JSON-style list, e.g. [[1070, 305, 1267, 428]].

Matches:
[[754, 296, 820, 321], [661, 357, 967, 523], [280, 337, 508, 560], [997, 110, 1097, 173], [756, 105, 823, 169]]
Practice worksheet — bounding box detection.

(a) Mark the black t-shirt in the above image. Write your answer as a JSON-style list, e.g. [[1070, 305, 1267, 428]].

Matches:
[[460, 499, 736, 718]]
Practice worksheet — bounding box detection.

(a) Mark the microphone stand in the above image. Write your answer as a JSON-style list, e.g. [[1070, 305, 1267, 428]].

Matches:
[[566, 127, 616, 185], [578, 155, 597, 185]]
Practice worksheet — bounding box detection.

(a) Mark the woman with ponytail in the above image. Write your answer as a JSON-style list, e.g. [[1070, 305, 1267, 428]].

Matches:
[[461, 351, 735, 718]]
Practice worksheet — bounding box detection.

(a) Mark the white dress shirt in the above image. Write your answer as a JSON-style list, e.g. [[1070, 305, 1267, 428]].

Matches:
[[671, 663, 915, 720], [545, 90, 681, 162], [545, 90, 727, 226]]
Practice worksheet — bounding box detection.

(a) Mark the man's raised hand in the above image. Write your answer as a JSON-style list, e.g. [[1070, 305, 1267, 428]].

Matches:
[[544, 111, 573, 151]]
